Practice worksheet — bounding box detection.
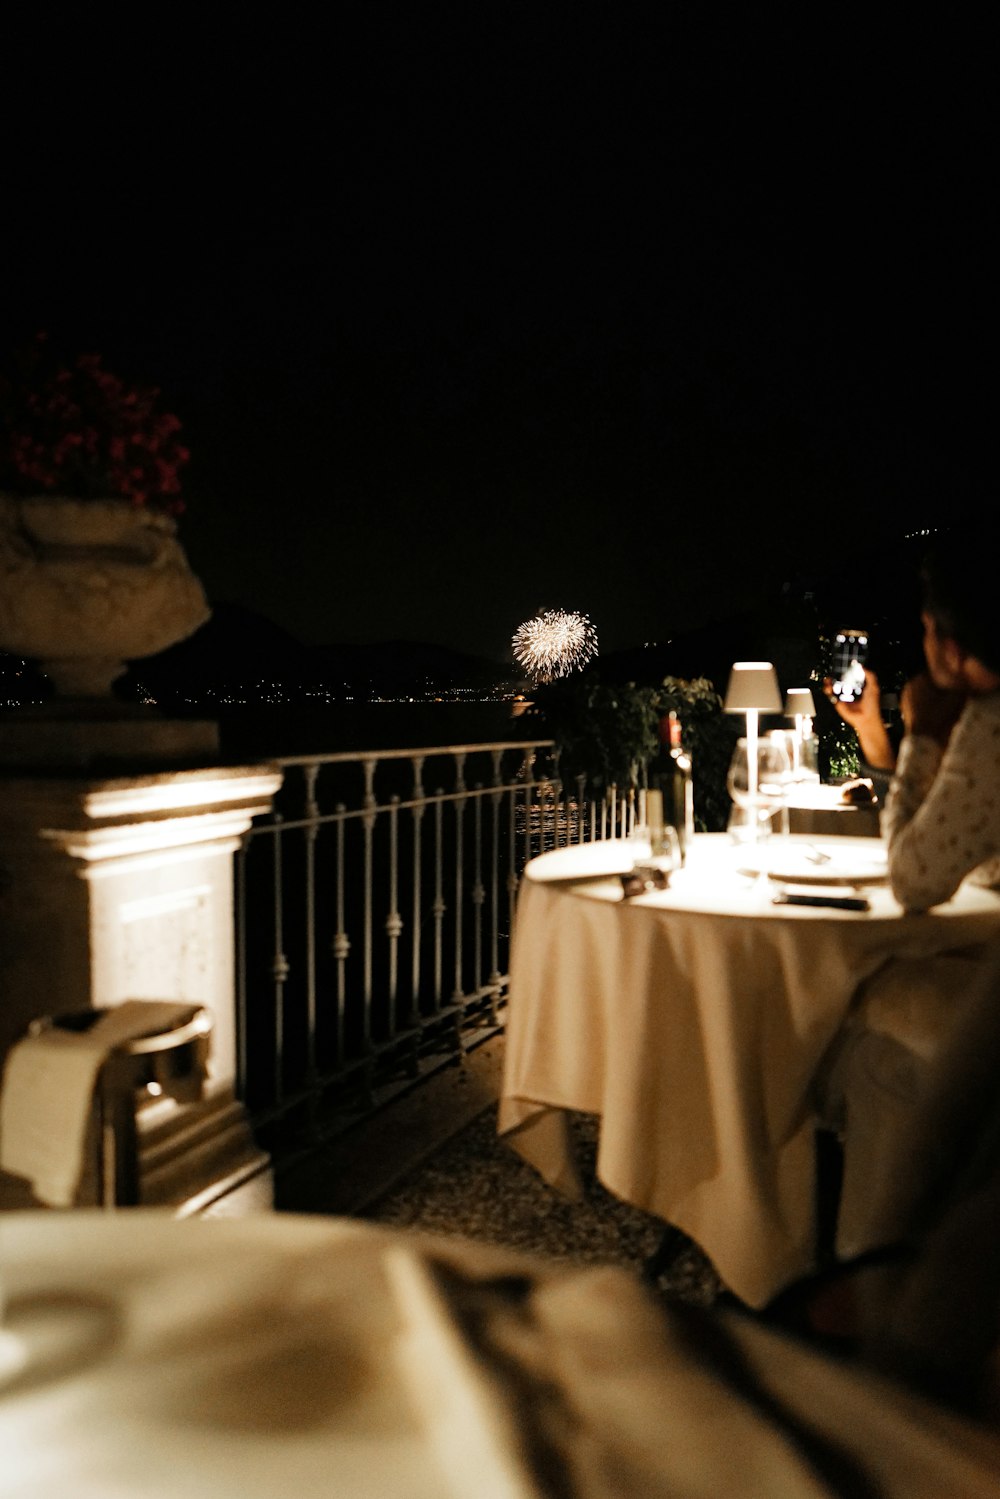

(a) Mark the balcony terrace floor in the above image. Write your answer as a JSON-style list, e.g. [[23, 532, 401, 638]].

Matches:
[[263, 1034, 722, 1309]]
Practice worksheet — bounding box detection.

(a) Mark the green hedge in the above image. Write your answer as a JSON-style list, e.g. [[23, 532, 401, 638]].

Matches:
[[525, 673, 740, 833]]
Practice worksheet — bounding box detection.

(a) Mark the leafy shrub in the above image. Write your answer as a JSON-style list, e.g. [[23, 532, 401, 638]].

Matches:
[[524, 676, 659, 795], [525, 672, 739, 832]]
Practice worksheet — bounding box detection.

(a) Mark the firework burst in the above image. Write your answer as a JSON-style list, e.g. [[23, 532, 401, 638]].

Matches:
[[512, 609, 598, 682]]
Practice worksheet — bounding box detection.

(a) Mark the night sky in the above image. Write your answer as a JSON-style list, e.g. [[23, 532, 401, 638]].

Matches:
[[2, 11, 992, 664]]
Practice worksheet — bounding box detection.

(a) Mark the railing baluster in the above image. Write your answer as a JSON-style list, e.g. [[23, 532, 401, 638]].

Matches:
[[433, 791, 445, 1007], [551, 750, 563, 849], [235, 833, 249, 1100], [472, 784, 484, 1000], [452, 753, 467, 1003], [521, 747, 535, 866], [410, 756, 425, 1023], [303, 763, 319, 1103], [361, 758, 376, 1053], [507, 773, 518, 933], [386, 794, 402, 1037], [333, 804, 349, 1067], [271, 814, 288, 1107], [489, 749, 503, 999]]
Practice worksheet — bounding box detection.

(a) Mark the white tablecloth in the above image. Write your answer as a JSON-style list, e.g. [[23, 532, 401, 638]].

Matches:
[[2, 1211, 999, 1497], [498, 835, 1000, 1308]]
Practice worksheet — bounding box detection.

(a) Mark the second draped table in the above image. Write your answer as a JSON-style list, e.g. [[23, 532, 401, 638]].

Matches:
[[498, 834, 1000, 1308]]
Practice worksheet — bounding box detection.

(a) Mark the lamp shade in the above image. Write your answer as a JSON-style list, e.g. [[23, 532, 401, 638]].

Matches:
[[724, 662, 782, 713], [784, 687, 817, 718]]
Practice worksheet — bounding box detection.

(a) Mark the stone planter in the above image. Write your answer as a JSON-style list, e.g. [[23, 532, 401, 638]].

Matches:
[[0, 495, 210, 697]]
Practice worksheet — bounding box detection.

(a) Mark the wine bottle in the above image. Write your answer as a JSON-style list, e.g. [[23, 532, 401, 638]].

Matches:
[[648, 712, 692, 864], [668, 711, 694, 862]]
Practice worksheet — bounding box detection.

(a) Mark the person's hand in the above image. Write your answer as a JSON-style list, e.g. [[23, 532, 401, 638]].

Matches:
[[900, 672, 966, 748], [824, 667, 882, 731], [823, 668, 896, 770]]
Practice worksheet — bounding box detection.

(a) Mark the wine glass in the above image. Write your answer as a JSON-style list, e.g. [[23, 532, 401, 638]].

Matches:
[[770, 726, 819, 786], [727, 737, 792, 841], [758, 737, 793, 834]]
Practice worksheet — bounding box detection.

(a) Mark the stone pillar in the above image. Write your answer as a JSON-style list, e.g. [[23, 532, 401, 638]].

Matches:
[[0, 762, 283, 1211]]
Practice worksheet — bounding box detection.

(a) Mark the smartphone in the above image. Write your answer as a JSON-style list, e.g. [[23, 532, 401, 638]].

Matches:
[[772, 892, 870, 912], [831, 629, 869, 704]]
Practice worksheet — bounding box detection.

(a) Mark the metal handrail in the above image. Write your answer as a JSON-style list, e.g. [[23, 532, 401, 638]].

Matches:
[[235, 737, 624, 1144]]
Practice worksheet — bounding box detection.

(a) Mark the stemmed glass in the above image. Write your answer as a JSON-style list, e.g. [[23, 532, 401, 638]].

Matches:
[[727, 737, 792, 843], [770, 726, 819, 786]]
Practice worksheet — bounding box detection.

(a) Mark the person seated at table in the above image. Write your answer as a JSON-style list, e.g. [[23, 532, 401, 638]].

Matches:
[[828, 533, 1000, 909], [818, 533, 1000, 1259], [777, 944, 1000, 1425]]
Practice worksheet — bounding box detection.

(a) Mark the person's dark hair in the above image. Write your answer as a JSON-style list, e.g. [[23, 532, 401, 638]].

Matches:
[[920, 534, 1000, 675]]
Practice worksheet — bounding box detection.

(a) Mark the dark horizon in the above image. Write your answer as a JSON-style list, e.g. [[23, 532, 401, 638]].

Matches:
[[2, 14, 990, 661]]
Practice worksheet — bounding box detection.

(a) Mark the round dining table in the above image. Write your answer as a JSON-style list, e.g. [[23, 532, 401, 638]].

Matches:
[[498, 834, 1000, 1309]]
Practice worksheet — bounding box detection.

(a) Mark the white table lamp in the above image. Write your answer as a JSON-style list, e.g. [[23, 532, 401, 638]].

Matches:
[[784, 687, 816, 742], [725, 662, 783, 816], [783, 686, 817, 778]]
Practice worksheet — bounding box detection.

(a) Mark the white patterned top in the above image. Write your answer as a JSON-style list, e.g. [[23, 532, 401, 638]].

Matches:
[[883, 691, 1000, 911]]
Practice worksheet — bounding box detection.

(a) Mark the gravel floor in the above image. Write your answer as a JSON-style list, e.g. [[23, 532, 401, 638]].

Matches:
[[360, 1105, 723, 1308]]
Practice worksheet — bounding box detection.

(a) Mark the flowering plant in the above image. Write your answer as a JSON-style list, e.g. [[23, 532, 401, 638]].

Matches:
[[0, 335, 189, 513]]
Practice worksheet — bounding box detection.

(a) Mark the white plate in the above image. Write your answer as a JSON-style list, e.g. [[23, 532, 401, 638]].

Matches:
[[737, 843, 888, 886]]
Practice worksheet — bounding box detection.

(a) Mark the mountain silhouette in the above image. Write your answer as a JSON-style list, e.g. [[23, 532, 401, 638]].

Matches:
[[127, 602, 514, 701]]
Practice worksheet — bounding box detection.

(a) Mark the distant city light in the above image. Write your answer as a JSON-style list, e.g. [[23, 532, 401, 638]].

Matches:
[[512, 609, 598, 682]]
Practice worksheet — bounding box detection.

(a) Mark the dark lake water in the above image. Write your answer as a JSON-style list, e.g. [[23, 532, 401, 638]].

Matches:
[[216, 700, 537, 762]]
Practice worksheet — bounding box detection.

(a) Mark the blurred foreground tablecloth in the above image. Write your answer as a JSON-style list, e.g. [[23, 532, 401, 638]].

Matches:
[[1, 1212, 998, 1497]]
